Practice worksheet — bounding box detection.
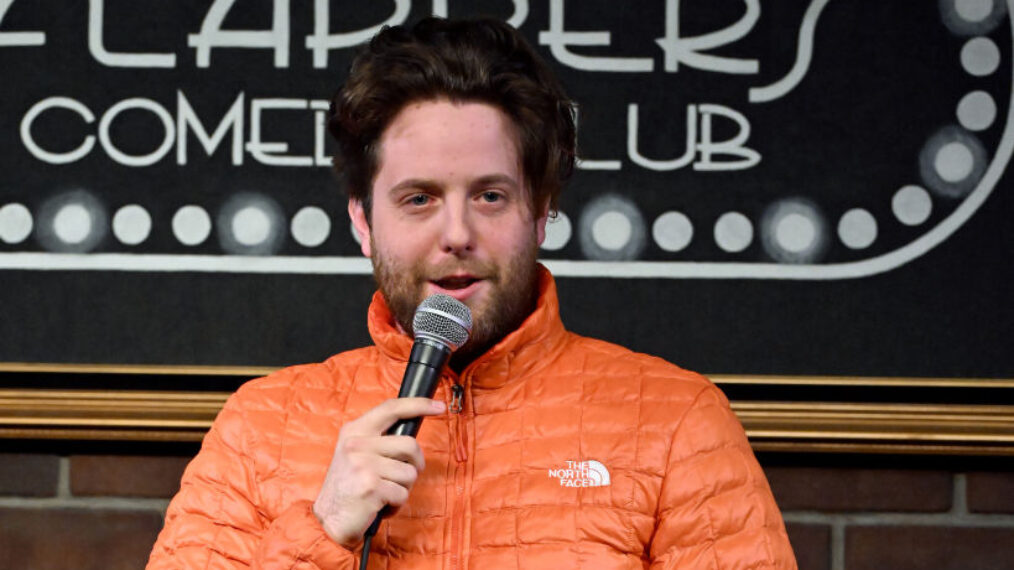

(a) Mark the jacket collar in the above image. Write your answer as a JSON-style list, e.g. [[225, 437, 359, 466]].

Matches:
[[367, 264, 568, 390]]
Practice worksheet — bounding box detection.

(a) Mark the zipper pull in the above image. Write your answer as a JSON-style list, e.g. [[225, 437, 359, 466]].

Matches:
[[450, 383, 464, 414], [450, 382, 468, 462]]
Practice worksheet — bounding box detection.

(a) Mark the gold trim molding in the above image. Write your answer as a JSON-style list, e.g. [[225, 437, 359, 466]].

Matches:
[[737, 402, 1014, 455], [0, 389, 226, 442], [711, 374, 1014, 389], [0, 361, 277, 377], [3, 362, 1012, 388], [1, 389, 1012, 455]]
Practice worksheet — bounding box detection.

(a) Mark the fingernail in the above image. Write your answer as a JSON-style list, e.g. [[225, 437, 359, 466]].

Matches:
[[432, 399, 446, 412]]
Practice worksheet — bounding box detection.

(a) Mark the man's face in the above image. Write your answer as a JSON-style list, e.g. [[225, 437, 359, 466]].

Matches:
[[349, 99, 548, 362]]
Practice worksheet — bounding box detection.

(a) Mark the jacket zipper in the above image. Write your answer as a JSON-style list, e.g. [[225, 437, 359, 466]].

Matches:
[[450, 383, 464, 415], [449, 381, 468, 570]]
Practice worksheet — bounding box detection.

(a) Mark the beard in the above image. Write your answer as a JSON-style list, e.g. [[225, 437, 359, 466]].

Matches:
[[371, 236, 541, 369]]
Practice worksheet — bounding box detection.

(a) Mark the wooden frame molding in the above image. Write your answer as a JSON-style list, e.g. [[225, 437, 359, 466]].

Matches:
[[737, 401, 1014, 455], [0, 389, 225, 442], [1, 365, 1012, 454]]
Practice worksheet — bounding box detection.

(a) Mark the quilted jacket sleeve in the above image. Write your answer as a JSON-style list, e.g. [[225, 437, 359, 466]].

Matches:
[[146, 389, 355, 569], [650, 384, 796, 569]]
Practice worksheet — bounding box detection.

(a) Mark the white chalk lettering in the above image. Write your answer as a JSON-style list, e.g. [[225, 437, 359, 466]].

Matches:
[[21, 93, 331, 168], [246, 98, 314, 166], [189, 0, 290, 68], [539, 0, 654, 72], [628, 103, 697, 171], [98, 98, 175, 167], [574, 105, 622, 170], [627, 103, 759, 171], [656, 0, 760, 74], [20, 97, 95, 164], [695, 103, 760, 170], [310, 100, 331, 167], [176, 91, 245, 165], [88, 0, 176, 68], [505, 0, 530, 28], [0, 0, 45, 47], [306, 0, 409, 69], [432, 0, 529, 28], [576, 157, 623, 171]]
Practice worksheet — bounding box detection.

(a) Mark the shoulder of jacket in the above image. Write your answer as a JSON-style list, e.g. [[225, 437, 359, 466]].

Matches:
[[227, 346, 381, 412], [563, 333, 710, 385]]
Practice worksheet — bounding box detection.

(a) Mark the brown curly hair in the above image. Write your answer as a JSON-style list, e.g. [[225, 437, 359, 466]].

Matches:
[[328, 17, 576, 219]]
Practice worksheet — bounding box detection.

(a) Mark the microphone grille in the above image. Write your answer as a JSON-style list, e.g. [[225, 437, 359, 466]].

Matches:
[[413, 294, 473, 350]]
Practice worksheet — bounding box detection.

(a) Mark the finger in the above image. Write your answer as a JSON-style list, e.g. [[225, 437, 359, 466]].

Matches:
[[376, 478, 411, 510], [349, 397, 446, 435], [342, 435, 426, 472], [371, 435, 427, 471], [346, 459, 415, 515], [372, 454, 421, 488]]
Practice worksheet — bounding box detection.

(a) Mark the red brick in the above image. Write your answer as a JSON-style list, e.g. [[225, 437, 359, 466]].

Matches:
[[785, 523, 830, 570], [846, 526, 1014, 570], [764, 467, 951, 512], [70, 455, 190, 498], [0, 508, 162, 570], [966, 472, 1014, 513], [0, 453, 60, 497]]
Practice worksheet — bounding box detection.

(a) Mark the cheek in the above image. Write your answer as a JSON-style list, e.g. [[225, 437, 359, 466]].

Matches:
[[490, 221, 539, 253], [375, 230, 432, 268], [372, 218, 425, 255]]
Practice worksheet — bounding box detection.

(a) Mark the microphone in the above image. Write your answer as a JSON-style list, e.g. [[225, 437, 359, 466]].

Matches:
[[387, 293, 472, 437], [362, 294, 471, 546]]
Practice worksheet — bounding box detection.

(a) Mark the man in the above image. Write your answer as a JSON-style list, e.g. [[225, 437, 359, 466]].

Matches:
[[149, 17, 796, 569]]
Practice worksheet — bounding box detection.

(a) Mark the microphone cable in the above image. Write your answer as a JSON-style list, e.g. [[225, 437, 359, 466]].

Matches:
[[359, 531, 374, 570], [357, 293, 471, 570]]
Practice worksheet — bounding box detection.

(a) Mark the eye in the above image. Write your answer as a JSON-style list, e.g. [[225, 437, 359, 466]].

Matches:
[[480, 191, 502, 203], [408, 194, 430, 206]]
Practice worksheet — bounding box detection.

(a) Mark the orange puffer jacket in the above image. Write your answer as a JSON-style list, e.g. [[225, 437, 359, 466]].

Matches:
[[148, 268, 796, 569]]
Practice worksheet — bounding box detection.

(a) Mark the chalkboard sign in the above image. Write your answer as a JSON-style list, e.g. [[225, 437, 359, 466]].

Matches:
[[1, 1, 1011, 380]]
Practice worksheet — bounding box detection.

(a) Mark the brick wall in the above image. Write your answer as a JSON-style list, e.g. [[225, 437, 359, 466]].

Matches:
[[769, 465, 1014, 570], [0, 447, 192, 570], [1, 446, 1012, 569]]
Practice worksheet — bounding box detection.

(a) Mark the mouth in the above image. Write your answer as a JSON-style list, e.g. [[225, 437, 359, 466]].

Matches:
[[431, 274, 482, 291]]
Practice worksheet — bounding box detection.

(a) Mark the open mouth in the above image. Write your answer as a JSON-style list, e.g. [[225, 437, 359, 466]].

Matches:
[[432, 276, 480, 290]]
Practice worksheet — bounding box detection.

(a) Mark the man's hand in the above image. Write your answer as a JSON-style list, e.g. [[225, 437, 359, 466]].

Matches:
[[312, 397, 446, 548]]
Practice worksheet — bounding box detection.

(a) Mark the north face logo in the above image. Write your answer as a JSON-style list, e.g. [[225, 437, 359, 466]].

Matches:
[[547, 460, 611, 487]]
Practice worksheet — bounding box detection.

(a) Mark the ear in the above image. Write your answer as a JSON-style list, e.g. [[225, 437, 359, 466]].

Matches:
[[348, 199, 372, 258], [534, 200, 550, 247]]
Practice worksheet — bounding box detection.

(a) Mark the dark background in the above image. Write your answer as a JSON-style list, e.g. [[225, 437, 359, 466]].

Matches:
[[1, 1, 1011, 379]]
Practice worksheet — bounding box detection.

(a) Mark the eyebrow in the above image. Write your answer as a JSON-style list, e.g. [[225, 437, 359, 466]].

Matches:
[[472, 174, 521, 191], [386, 173, 522, 196], [387, 178, 442, 196]]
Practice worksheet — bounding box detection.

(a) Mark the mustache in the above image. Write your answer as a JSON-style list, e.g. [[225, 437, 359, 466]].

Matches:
[[422, 261, 499, 282]]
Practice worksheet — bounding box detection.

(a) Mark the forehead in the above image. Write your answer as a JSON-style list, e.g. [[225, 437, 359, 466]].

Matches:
[[374, 99, 522, 185]]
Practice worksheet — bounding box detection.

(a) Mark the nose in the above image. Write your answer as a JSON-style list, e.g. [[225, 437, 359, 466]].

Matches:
[[439, 199, 475, 255]]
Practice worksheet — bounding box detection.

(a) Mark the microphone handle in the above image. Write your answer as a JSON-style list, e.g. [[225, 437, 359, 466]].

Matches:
[[365, 339, 451, 538], [388, 339, 451, 436]]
